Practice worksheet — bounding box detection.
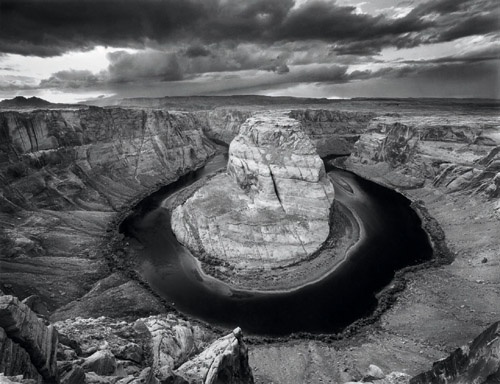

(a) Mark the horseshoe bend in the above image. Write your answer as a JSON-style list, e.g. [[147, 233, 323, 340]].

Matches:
[[0, 97, 499, 383]]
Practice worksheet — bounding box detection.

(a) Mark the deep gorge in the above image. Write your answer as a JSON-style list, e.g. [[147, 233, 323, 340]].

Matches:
[[1, 99, 498, 382]]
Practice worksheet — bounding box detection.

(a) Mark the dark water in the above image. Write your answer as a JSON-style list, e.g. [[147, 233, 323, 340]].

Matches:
[[120, 154, 433, 336]]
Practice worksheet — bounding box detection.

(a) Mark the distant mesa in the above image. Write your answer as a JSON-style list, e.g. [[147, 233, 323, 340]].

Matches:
[[0, 96, 52, 107], [0, 96, 79, 109]]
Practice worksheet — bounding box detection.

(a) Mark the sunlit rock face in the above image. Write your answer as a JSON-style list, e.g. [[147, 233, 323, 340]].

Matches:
[[172, 112, 335, 271]]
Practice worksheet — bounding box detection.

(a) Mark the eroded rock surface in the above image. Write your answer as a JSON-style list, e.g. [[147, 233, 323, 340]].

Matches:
[[0, 295, 58, 383], [0, 107, 215, 309], [175, 327, 254, 384], [172, 112, 335, 274], [289, 109, 375, 157], [345, 114, 500, 195], [53, 314, 253, 384], [411, 321, 500, 384]]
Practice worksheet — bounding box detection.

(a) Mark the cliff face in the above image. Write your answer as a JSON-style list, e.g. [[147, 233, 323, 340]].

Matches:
[[0, 108, 215, 211], [289, 109, 375, 157], [0, 107, 215, 309], [172, 112, 335, 279], [193, 109, 253, 145], [346, 114, 500, 195]]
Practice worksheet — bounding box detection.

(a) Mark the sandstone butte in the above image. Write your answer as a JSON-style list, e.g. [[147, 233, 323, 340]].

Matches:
[[172, 112, 335, 275]]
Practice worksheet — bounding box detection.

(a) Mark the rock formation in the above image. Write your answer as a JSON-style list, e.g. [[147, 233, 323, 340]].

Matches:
[[410, 321, 500, 384], [172, 112, 335, 274], [0, 292, 254, 384], [345, 114, 500, 195], [194, 109, 253, 145], [289, 109, 375, 157], [0, 107, 216, 309], [54, 313, 253, 384], [0, 295, 58, 383], [175, 327, 254, 384]]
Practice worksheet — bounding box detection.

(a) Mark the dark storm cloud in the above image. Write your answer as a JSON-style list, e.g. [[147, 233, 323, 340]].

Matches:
[[106, 51, 183, 82], [0, 0, 206, 56], [184, 45, 212, 58], [2, 0, 496, 58], [438, 12, 500, 42], [409, 0, 472, 15], [277, 2, 429, 41], [405, 0, 500, 43]]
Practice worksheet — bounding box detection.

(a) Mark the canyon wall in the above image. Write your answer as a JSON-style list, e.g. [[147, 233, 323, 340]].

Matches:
[[0, 107, 216, 309], [344, 114, 500, 195], [289, 109, 375, 157]]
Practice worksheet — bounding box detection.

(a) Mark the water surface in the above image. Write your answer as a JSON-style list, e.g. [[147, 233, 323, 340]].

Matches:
[[120, 154, 432, 336]]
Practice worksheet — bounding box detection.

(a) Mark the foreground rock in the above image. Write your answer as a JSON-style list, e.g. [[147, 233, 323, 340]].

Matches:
[[0, 295, 254, 384], [172, 112, 335, 288], [54, 315, 253, 384], [411, 320, 500, 384], [0, 295, 58, 383], [175, 327, 253, 384]]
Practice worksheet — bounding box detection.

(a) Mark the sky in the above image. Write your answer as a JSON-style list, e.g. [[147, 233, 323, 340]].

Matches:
[[0, 0, 499, 103]]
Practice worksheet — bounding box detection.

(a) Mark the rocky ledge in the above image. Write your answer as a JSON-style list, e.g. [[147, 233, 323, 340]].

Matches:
[[172, 112, 336, 288], [0, 293, 254, 384]]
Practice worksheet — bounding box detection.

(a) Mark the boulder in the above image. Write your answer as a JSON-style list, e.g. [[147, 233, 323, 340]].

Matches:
[[143, 315, 213, 381], [114, 343, 143, 364], [174, 328, 254, 384], [82, 350, 117, 376], [365, 364, 385, 380], [59, 366, 85, 384]]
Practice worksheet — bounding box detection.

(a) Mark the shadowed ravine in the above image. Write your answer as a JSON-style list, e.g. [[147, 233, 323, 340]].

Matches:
[[120, 152, 433, 336]]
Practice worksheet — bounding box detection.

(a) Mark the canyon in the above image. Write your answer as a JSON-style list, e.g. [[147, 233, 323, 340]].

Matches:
[[0, 97, 499, 383]]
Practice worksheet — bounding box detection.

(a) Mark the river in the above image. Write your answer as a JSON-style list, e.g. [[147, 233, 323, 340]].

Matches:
[[120, 152, 433, 336]]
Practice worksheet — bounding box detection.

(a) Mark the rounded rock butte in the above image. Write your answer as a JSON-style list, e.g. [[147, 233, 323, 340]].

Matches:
[[171, 112, 335, 281]]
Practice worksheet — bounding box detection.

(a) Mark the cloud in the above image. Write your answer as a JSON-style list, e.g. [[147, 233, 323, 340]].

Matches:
[[106, 51, 183, 82], [2, 0, 496, 59], [39, 70, 102, 88], [438, 12, 500, 42], [3, 0, 498, 100], [0, 75, 39, 90], [0, 0, 206, 56], [404, 0, 500, 44], [184, 45, 212, 58]]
